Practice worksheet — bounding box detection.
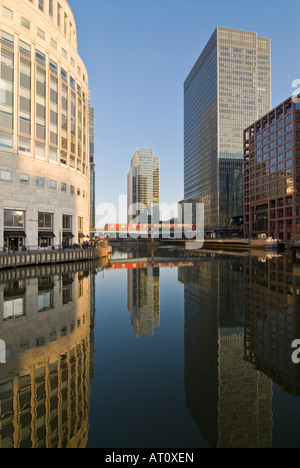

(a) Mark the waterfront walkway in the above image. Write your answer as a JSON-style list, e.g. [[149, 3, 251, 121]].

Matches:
[[0, 247, 98, 270]]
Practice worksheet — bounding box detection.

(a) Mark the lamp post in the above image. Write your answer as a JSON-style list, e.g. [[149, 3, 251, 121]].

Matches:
[[59, 230, 62, 251]]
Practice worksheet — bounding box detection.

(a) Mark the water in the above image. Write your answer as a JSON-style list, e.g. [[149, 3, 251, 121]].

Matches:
[[0, 249, 300, 448]]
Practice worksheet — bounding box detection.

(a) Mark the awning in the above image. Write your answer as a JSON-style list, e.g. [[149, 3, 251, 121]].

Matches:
[[78, 232, 86, 239], [63, 232, 75, 238], [4, 231, 27, 238], [38, 231, 56, 238]]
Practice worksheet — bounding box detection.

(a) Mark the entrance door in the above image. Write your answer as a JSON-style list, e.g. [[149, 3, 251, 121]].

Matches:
[[39, 237, 52, 248], [8, 237, 23, 252]]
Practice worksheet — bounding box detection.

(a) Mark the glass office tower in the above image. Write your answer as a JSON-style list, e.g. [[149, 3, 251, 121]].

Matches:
[[127, 148, 159, 223], [184, 27, 271, 229]]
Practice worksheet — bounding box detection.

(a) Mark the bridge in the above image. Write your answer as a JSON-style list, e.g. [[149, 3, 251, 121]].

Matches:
[[107, 257, 197, 270]]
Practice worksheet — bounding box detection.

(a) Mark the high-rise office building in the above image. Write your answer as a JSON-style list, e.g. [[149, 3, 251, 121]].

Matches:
[[244, 97, 300, 241], [184, 27, 271, 229], [127, 148, 159, 223], [89, 102, 95, 237], [0, 0, 90, 250]]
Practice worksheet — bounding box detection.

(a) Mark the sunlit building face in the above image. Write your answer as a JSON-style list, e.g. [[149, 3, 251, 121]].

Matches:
[[127, 148, 160, 223], [244, 97, 300, 240], [0, 0, 90, 250]]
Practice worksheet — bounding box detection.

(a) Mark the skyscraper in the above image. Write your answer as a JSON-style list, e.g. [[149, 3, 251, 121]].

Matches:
[[127, 148, 159, 223], [184, 27, 271, 229]]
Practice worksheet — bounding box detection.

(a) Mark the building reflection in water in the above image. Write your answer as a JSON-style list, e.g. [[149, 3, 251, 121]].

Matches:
[[0, 262, 96, 448], [179, 255, 273, 449], [127, 268, 160, 337], [244, 256, 300, 396]]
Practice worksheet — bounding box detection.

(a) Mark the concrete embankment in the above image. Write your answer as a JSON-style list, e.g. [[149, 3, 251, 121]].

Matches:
[[0, 248, 98, 270]]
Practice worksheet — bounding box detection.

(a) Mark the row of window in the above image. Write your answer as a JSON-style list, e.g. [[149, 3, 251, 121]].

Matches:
[[245, 185, 294, 197], [246, 123, 293, 150], [0, 170, 88, 199], [256, 133, 292, 150], [27, 0, 77, 50], [246, 102, 293, 134], [2, 5, 85, 82], [4, 209, 85, 242], [0, 131, 88, 175], [246, 179, 294, 192], [4, 209, 78, 229], [3, 210, 86, 248], [245, 187, 300, 204], [0, 27, 89, 174]]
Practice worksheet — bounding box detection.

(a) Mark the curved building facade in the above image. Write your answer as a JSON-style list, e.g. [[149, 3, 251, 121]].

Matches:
[[0, 0, 90, 250]]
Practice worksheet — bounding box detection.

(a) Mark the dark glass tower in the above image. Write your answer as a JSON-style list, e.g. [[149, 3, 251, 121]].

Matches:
[[184, 27, 271, 229]]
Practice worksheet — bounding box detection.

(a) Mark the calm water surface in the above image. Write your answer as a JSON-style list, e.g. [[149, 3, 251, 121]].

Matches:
[[0, 248, 300, 448]]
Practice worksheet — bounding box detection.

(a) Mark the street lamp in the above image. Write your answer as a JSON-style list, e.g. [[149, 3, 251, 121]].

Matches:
[[59, 230, 62, 251]]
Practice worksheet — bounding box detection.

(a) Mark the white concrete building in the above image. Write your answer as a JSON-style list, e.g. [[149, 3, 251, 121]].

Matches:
[[0, 0, 90, 250]]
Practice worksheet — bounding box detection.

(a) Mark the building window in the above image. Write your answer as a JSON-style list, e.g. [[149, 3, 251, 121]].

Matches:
[[4, 210, 24, 228], [36, 141, 45, 159], [78, 217, 83, 232], [63, 215, 74, 247], [36, 337, 45, 348], [49, 180, 56, 189], [61, 182, 67, 192], [37, 28, 45, 40], [21, 17, 30, 29], [63, 215, 72, 230], [64, 13, 68, 36], [0, 170, 12, 181], [38, 212, 54, 247], [49, 0, 53, 18], [57, 3, 61, 27], [70, 156, 75, 169], [38, 292, 53, 312], [0, 131, 13, 149], [3, 298, 24, 320], [38, 0, 44, 12], [50, 38, 57, 50], [19, 174, 29, 184], [19, 137, 31, 153], [49, 147, 58, 161], [2, 6, 13, 19], [38, 212, 53, 229], [36, 177, 44, 187]]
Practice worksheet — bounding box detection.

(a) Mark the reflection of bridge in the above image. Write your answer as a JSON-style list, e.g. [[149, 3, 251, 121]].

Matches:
[[108, 258, 196, 270]]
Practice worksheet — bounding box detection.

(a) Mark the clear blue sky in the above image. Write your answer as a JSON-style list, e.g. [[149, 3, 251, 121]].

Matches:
[[68, 0, 300, 216]]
